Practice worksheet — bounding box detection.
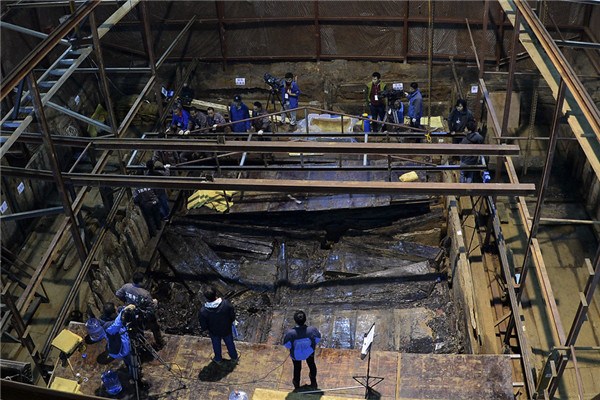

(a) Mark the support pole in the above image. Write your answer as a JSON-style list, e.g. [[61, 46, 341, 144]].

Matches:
[[28, 74, 88, 264]]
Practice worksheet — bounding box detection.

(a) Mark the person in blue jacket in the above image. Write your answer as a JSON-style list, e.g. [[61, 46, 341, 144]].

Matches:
[[405, 82, 423, 129], [170, 104, 190, 135], [103, 304, 134, 375], [281, 72, 301, 130], [229, 95, 251, 133], [384, 97, 404, 132], [283, 310, 321, 390]]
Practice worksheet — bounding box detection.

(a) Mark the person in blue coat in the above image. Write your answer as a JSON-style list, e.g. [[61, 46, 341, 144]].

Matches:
[[281, 72, 301, 130], [283, 310, 321, 389], [229, 95, 251, 133], [405, 82, 423, 129], [384, 98, 404, 131], [170, 104, 190, 134]]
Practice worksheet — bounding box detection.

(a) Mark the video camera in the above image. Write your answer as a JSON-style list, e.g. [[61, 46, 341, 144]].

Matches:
[[380, 89, 403, 101], [121, 298, 154, 332], [263, 73, 282, 90]]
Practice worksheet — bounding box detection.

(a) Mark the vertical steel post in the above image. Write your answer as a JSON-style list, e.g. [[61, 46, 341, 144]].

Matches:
[[215, 1, 228, 70], [314, 1, 321, 62], [474, 0, 490, 119], [28, 74, 88, 263], [139, 1, 164, 116], [505, 80, 568, 346]]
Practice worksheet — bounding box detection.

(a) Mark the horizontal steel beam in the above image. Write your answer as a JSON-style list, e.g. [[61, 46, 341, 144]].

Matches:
[[555, 39, 600, 50], [0, 21, 70, 45], [0, 206, 63, 222], [89, 139, 520, 156], [0, 167, 536, 196], [46, 101, 112, 133]]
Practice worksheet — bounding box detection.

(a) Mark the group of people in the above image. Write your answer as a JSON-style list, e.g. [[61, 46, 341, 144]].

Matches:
[[198, 286, 321, 389], [366, 71, 423, 132], [99, 279, 323, 391]]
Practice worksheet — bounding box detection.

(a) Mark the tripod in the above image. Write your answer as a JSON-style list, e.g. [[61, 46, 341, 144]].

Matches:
[[353, 323, 384, 399], [128, 328, 186, 400], [265, 86, 287, 130]]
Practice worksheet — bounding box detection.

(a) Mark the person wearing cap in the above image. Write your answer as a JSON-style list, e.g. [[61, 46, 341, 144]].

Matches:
[[229, 95, 251, 133], [170, 104, 190, 135], [281, 72, 301, 131]]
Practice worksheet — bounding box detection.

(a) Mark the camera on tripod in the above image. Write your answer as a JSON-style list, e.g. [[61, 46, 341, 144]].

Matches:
[[263, 73, 282, 90], [121, 299, 154, 332], [380, 89, 403, 101]]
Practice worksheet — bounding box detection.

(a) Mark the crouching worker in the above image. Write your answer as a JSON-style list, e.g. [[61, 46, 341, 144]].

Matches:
[[103, 304, 134, 375]]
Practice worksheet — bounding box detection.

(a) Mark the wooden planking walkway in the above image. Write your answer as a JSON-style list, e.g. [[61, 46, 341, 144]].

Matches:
[[52, 323, 514, 400]]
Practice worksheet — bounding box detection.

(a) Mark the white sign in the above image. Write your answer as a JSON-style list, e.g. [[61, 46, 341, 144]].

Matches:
[[471, 85, 478, 94], [0, 201, 7, 214], [17, 182, 25, 194], [235, 77, 246, 86], [392, 82, 404, 91], [161, 87, 168, 97]]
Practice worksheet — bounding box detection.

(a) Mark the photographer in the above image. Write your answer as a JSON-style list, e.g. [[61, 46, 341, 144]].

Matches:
[[383, 96, 404, 132], [116, 272, 165, 348], [103, 304, 134, 373]]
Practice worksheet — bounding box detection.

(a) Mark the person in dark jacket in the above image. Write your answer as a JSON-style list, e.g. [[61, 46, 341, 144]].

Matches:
[[283, 310, 322, 389], [365, 72, 388, 132], [207, 107, 226, 132], [132, 185, 162, 237], [460, 119, 484, 183], [146, 159, 170, 220], [384, 97, 405, 132], [199, 287, 239, 363], [229, 95, 251, 133], [251, 101, 272, 134], [405, 82, 423, 129], [116, 272, 164, 348], [448, 98, 474, 143]]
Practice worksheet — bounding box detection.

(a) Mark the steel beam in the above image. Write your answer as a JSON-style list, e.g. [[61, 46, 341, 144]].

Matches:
[[0, 21, 70, 45], [0, 206, 64, 222], [0, 0, 101, 100], [46, 101, 112, 133], [28, 74, 88, 263], [87, 139, 521, 156], [0, 167, 537, 196], [555, 39, 600, 50]]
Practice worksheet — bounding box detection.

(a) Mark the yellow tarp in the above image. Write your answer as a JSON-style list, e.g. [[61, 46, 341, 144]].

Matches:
[[187, 190, 237, 212], [425, 116, 445, 129], [87, 104, 108, 137], [51, 329, 82, 355], [50, 377, 81, 394], [253, 388, 356, 400]]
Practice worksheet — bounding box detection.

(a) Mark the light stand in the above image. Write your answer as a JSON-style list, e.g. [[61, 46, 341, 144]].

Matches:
[[352, 323, 384, 399]]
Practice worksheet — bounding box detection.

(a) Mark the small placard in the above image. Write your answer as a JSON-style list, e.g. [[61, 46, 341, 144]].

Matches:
[[470, 85, 478, 94], [0, 201, 7, 214], [161, 87, 168, 96], [17, 182, 25, 194], [235, 77, 246, 86], [392, 82, 404, 91]]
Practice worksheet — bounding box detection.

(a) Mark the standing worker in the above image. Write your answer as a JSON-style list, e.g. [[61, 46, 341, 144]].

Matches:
[[283, 310, 322, 390], [460, 119, 484, 183], [229, 95, 251, 133], [281, 72, 301, 131], [405, 82, 423, 129], [365, 72, 388, 132], [448, 98, 474, 143], [199, 287, 240, 364]]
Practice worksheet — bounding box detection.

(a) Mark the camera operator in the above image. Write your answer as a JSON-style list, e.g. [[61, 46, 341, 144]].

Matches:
[[384, 96, 405, 132], [103, 304, 134, 374], [116, 272, 165, 348]]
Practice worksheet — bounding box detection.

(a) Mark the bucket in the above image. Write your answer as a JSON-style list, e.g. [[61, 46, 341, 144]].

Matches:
[[101, 370, 122, 395], [85, 318, 106, 343], [229, 390, 249, 400]]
